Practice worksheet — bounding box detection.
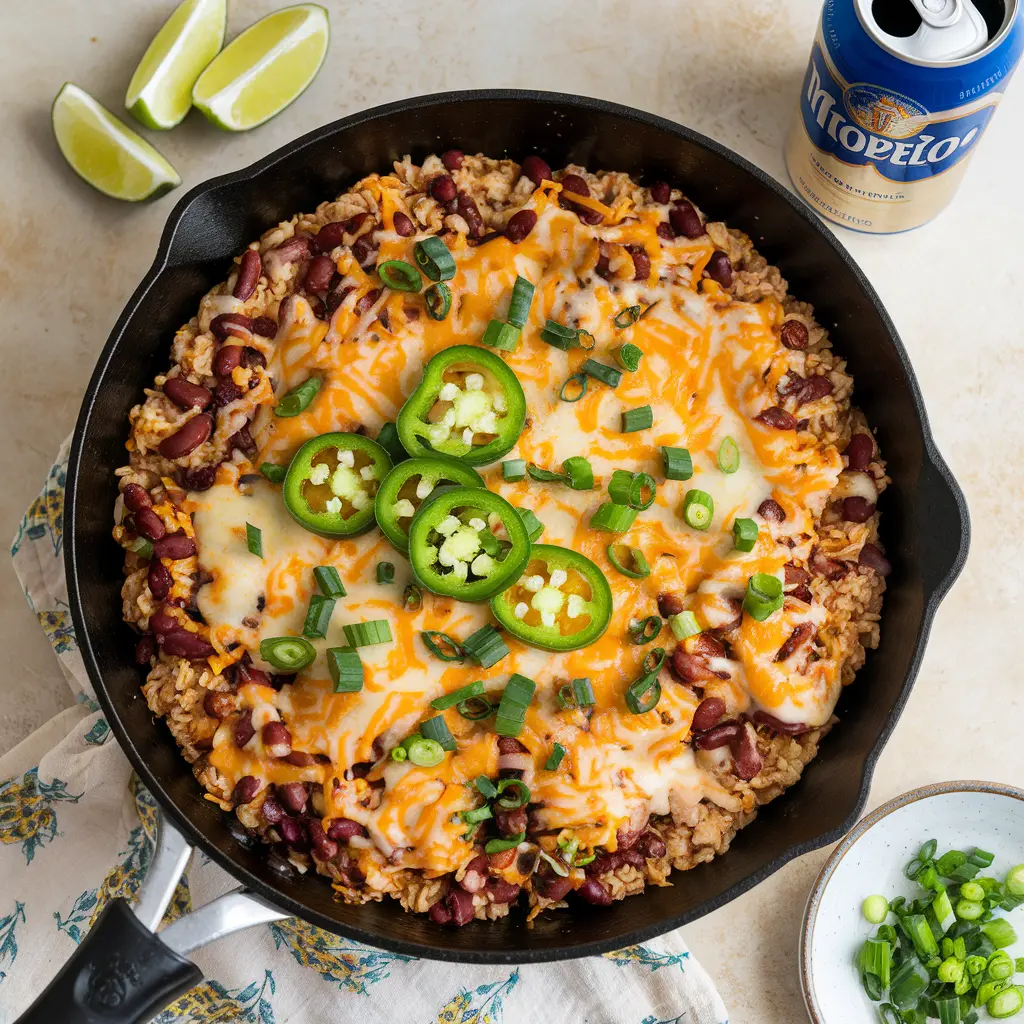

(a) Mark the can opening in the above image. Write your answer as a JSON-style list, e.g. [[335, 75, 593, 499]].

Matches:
[[871, 0, 1006, 42]]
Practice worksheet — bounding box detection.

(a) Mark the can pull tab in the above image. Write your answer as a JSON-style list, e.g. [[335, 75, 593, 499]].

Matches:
[[908, 0, 963, 28]]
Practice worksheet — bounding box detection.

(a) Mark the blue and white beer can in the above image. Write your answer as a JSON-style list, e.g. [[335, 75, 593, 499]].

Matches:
[[785, 0, 1023, 232]]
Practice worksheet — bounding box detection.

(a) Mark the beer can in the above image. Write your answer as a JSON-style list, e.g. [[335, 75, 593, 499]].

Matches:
[[785, 0, 1023, 233]]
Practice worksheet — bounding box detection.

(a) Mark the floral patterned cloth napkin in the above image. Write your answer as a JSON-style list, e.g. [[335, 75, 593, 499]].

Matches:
[[1, 442, 730, 1024]]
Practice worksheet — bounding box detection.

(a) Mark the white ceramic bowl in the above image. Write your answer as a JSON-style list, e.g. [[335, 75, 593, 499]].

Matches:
[[801, 781, 1024, 1023]]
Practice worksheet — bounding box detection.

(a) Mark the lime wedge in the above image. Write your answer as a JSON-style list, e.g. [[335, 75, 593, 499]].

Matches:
[[125, 0, 227, 130], [191, 4, 329, 131], [51, 84, 181, 202]]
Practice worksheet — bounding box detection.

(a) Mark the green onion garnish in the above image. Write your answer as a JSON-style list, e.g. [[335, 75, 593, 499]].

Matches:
[[343, 619, 393, 647], [717, 436, 740, 474], [375, 561, 395, 585], [590, 502, 638, 533], [545, 742, 566, 771], [485, 833, 525, 854], [581, 359, 622, 388], [457, 696, 493, 720], [403, 583, 422, 612], [259, 462, 287, 484], [390, 745, 408, 762], [621, 405, 653, 433], [743, 573, 783, 621], [314, 565, 346, 598], [377, 259, 423, 292], [606, 544, 651, 580], [527, 463, 567, 483], [431, 681, 485, 711], [475, 775, 498, 799], [406, 736, 445, 767], [624, 647, 666, 714], [420, 714, 456, 752], [662, 446, 693, 481], [607, 470, 655, 510], [540, 320, 581, 351], [413, 236, 456, 282], [460, 804, 493, 825], [563, 456, 594, 490], [376, 421, 407, 464], [558, 373, 588, 403], [682, 489, 714, 530], [613, 305, 642, 329], [482, 318, 521, 352], [557, 677, 595, 709], [245, 522, 263, 558], [732, 518, 759, 553], [502, 459, 527, 482], [260, 636, 316, 672], [327, 647, 363, 692], [421, 630, 464, 661], [516, 507, 544, 542], [462, 625, 509, 669], [124, 536, 154, 558], [494, 673, 536, 737], [424, 281, 452, 320], [507, 276, 535, 329], [629, 616, 662, 645], [302, 595, 335, 639], [668, 611, 701, 641], [615, 342, 644, 372], [275, 376, 321, 417], [495, 778, 531, 809], [862, 895, 889, 924]]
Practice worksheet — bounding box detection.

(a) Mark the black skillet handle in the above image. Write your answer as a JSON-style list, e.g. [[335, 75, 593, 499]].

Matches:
[[916, 449, 970, 601], [15, 899, 201, 1024]]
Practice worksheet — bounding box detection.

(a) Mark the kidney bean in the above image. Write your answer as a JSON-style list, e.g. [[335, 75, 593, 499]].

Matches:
[[153, 531, 196, 560], [650, 181, 671, 204], [756, 407, 797, 431], [272, 783, 306, 816], [428, 897, 453, 926], [694, 720, 743, 750], [689, 633, 725, 659], [560, 173, 590, 197], [210, 313, 253, 340], [387, 211, 414, 238], [578, 878, 613, 906], [758, 498, 786, 523], [282, 750, 316, 767], [732, 724, 763, 780], [657, 591, 686, 617], [302, 253, 335, 294], [429, 174, 457, 203], [458, 854, 489, 894], [775, 622, 813, 663], [204, 689, 234, 719], [122, 487, 152, 518], [326, 284, 353, 313], [313, 221, 347, 254], [656, 222, 675, 241], [306, 818, 339, 862], [260, 794, 284, 825], [504, 209, 537, 243], [351, 235, 376, 267], [626, 244, 650, 281], [158, 414, 213, 460], [233, 710, 255, 748], [785, 563, 811, 587], [149, 609, 178, 635], [636, 831, 666, 859], [560, 174, 603, 224], [692, 697, 727, 732], [456, 192, 485, 238], [161, 630, 215, 660], [354, 287, 381, 316], [705, 250, 733, 287], [135, 634, 155, 665], [277, 816, 307, 849], [441, 149, 464, 170], [147, 561, 172, 600], [448, 887, 477, 926], [177, 465, 218, 492], [248, 318, 275, 341], [846, 433, 874, 472], [268, 234, 312, 263], [262, 721, 292, 758], [859, 542, 892, 576], [843, 496, 876, 523], [494, 807, 527, 837], [497, 737, 528, 755], [535, 872, 573, 901], [670, 200, 704, 238], [670, 650, 717, 684], [233, 249, 262, 301], [486, 879, 521, 904], [233, 775, 261, 804], [810, 548, 847, 580], [780, 319, 809, 350], [595, 247, 611, 279], [214, 380, 243, 407], [797, 375, 834, 405], [162, 379, 210, 414], [133, 508, 164, 542], [326, 817, 366, 841], [520, 155, 551, 186], [230, 424, 257, 458], [753, 710, 811, 735]]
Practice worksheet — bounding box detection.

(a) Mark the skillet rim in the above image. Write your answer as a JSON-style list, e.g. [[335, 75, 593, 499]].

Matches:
[[64, 87, 970, 962]]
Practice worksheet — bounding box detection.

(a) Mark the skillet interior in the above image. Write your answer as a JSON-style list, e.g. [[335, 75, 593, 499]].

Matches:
[[65, 90, 969, 962]]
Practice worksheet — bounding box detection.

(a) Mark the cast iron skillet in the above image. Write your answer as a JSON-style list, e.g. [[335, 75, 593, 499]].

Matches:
[[59, 88, 966, 977]]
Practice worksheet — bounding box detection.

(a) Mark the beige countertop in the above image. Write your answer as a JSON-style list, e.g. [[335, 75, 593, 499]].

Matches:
[[2, 1, 1022, 1020]]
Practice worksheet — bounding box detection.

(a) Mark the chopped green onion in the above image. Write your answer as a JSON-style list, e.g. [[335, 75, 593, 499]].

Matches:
[[475, 775, 498, 799], [558, 373, 588, 403], [302, 595, 335, 639], [406, 736, 445, 767], [403, 583, 422, 612], [988, 988, 1024, 1019], [972, 849, 995, 868], [482, 318, 521, 352], [936, 850, 968, 877], [933, 889, 956, 932], [1006, 864, 1024, 896], [538, 851, 569, 876], [662, 446, 693, 481], [527, 463, 567, 483], [462, 625, 509, 669], [259, 462, 287, 484], [545, 742, 566, 771], [342, 619, 393, 647], [629, 616, 662, 645], [557, 678, 595, 709], [625, 648, 666, 714], [919, 839, 938, 861], [904, 913, 939, 958], [540, 319, 580, 351], [431, 681, 485, 711], [420, 714, 456, 752], [744, 572, 784, 622], [516, 507, 544, 542], [327, 647, 363, 692], [562, 456, 594, 490], [613, 305, 642, 329], [682, 489, 714, 530], [615, 343, 644, 373], [717, 436, 740, 474], [421, 631, 464, 661], [581, 359, 622, 388], [314, 565, 346, 598], [376, 421, 407, 464], [461, 804, 493, 825], [987, 951, 1015, 980], [621, 405, 653, 433], [260, 636, 316, 672], [457, 696, 493, 720], [390, 745, 408, 761], [495, 673, 536, 736], [732, 517, 759, 553], [376, 561, 395, 585], [275, 376, 321, 417], [608, 470, 656, 510], [495, 778, 531, 809], [424, 281, 452, 320], [244, 523, 263, 558], [507, 276, 535, 329], [124, 535, 154, 558], [981, 918, 1018, 949], [377, 259, 422, 292], [606, 544, 651, 580], [502, 459, 527, 482], [889, 958, 929, 1011], [861, 936, 893, 989], [668, 611, 701, 641], [590, 502, 638, 533], [485, 833, 525, 854], [863, 895, 889, 924], [413, 236, 456, 281], [961, 881, 986, 903]]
